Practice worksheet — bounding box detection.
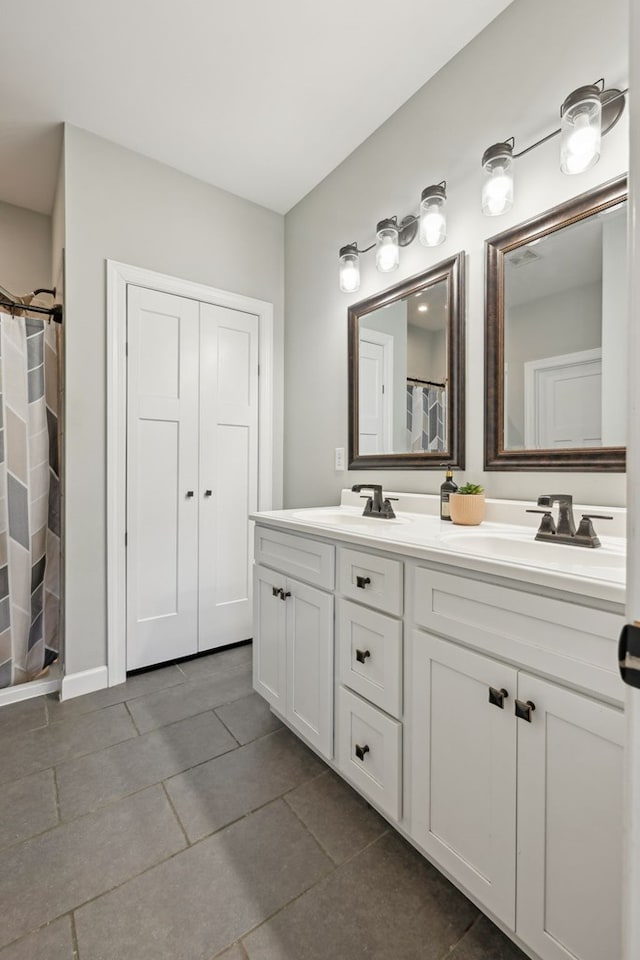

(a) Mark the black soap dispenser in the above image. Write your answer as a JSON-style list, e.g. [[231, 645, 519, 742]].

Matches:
[[440, 464, 458, 521]]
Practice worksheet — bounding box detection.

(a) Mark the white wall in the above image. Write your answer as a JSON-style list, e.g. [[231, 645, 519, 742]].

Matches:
[[0, 200, 51, 295], [63, 125, 284, 676], [283, 0, 628, 508]]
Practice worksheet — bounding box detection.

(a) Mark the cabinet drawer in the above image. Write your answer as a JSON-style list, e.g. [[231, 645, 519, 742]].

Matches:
[[255, 526, 334, 590], [338, 547, 403, 615], [411, 566, 625, 704], [337, 685, 402, 820], [337, 599, 402, 718]]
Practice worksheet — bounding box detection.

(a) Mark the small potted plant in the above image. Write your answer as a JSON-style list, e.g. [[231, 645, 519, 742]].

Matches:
[[449, 482, 485, 526]]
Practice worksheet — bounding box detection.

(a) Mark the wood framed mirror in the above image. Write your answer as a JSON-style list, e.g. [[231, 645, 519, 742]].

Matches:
[[485, 175, 627, 471], [348, 252, 465, 470]]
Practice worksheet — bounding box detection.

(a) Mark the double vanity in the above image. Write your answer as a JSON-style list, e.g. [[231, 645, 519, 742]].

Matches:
[[251, 490, 626, 960]]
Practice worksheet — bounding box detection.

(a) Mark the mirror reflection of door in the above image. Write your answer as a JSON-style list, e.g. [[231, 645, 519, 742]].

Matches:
[[524, 349, 602, 448], [357, 279, 449, 456], [358, 330, 393, 454]]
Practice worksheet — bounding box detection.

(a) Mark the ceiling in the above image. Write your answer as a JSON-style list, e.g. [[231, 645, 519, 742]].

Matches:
[[1, 0, 514, 216], [505, 202, 627, 307]]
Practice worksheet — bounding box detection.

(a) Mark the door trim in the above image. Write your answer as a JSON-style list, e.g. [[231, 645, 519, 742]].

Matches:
[[106, 260, 278, 687]]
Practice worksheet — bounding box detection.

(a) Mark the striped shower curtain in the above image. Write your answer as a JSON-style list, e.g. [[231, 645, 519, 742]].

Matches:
[[0, 312, 60, 687], [406, 384, 447, 453]]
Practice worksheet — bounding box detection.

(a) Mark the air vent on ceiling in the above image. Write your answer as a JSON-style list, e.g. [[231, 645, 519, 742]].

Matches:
[[508, 246, 542, 268]]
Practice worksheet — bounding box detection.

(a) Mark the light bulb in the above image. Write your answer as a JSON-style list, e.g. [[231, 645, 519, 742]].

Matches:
[[560, 86, 602, 175], [375, 219, 400, 273], [338, 244, 360, 293], [419, 184, 447, 247], [481, 143, 514, 217]]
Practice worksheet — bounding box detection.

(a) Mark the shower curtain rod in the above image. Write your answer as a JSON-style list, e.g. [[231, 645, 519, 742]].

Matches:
[[0, 285, 63, 324], [407, 376, 445, 388]]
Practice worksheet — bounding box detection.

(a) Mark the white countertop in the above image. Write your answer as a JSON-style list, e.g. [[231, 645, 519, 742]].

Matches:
[[250, 495, 626, 608]]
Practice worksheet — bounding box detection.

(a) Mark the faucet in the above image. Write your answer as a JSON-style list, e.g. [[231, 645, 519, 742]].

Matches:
[[351, 484, 398, 519], [527, 494, 612, 548]]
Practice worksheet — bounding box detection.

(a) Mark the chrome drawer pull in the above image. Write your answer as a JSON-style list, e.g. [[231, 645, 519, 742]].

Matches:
[[354, 743, 370, 761], [356, 576, 371, 589], [355, 649, 371, 664]]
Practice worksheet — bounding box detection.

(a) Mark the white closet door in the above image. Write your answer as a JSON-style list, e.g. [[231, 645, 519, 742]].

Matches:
[[198, 303, 259, 651], [126, 286, 199, 670]]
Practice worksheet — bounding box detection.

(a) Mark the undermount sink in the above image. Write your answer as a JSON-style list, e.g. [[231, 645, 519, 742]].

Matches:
[[291, 508, 409, 527], [439, 529, 625, 577]]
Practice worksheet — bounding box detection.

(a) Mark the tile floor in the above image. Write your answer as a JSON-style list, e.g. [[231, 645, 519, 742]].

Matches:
[[0, 644, 528, 960]]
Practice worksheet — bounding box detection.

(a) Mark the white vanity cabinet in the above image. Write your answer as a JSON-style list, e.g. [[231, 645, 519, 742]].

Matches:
[[252, 519, 626, 960], [253, 528, 335, 759], [409, 564, 624, 960]]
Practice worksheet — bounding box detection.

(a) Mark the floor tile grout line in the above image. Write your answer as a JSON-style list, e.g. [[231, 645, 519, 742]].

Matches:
[[50, 736, 244, 828], [160, 780, 192, 848], [436, 912, 480, 960], [282, 788, 341, 866], [0, 912, 78, 957], [52, 764, 62, 825], [125, 684, 256, 737], [211, 706, 242, 747], [69, 910, 81, 959], [123, 698, 143, 735], [236, 811, 394, 950]]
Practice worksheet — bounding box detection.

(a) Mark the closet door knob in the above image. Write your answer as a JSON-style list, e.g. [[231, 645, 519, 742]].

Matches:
[[489, 687, 509, 709], [355, 649, 371, 664], [272, 586, 283, 599], [186, 490, 194, 498], [354, 743, 370, 761], [515, 699, 536, 722], [280, 591, 291, 601], [204, 489, 212, 497]]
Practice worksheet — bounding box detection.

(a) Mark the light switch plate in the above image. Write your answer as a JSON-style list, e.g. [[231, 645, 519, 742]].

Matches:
[[335, 447, 345, 471]]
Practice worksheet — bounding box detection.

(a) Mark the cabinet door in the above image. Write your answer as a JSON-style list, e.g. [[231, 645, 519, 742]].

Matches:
[[410, 631, 518, 929], [253, 565, 286, 712], [286, 578, 334, 760], [516, 674, 624, 960]]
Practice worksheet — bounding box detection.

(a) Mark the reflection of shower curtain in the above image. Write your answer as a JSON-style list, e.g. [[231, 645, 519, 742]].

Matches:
[[406, 384, 446, 452], [0, 313, 60, 687]]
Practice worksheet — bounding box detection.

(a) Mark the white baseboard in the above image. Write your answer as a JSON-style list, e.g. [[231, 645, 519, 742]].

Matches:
[[61, 665, 109, 701], [0, 670, 61, 707]]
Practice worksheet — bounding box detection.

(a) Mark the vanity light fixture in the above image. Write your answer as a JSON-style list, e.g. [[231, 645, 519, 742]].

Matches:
[[419, 182, 447, 247], [376, 218, 401, 273], [560, 84, 602, 174], [482, 142, 514, 217], [339, 244, 361, 293], [481, 79, 626, 216], [338, 181, 445, 290]]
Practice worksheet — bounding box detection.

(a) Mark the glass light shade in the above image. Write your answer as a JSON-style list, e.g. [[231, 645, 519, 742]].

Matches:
[[375, 219, 400, 273], [338, 245, 360, 293], [560, 86, 602, 175], [482, 143, 514, 217], [419, 185, 447, 247]]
